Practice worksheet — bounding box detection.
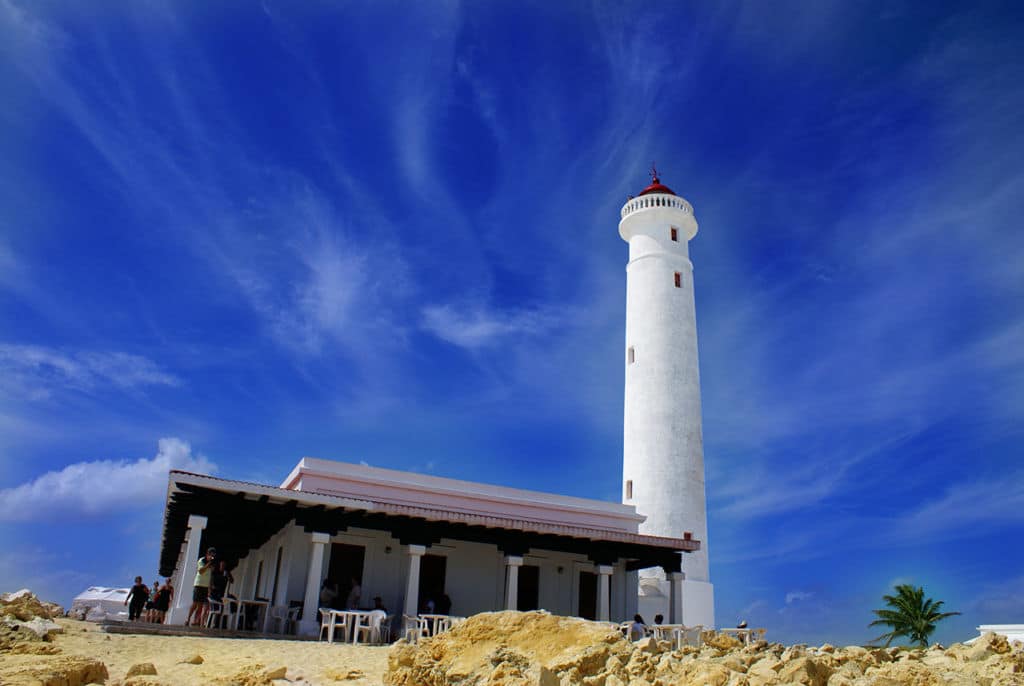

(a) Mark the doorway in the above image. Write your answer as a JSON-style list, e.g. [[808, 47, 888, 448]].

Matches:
[[327, 543, 365, 608], [517, 565, 540, 611], [419, 554, 447, 612], [577, 571, 596, 620]]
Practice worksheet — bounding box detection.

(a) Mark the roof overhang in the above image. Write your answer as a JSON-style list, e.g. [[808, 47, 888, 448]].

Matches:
[[158, 471, 699, 577]]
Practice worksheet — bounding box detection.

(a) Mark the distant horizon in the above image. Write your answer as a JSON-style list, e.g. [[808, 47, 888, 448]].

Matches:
[[1, 1, 1022, 646]]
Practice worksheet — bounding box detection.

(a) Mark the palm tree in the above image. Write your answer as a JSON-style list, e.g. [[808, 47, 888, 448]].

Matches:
[[869, 584, 960, 647]]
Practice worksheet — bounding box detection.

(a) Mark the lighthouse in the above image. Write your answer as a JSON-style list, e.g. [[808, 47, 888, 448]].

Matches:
[[620, 169, 715, 627]]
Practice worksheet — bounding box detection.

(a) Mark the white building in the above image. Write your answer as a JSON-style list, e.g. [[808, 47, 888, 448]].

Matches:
[[157, 171, 716, 633], [620, 172, 714, 627], [160, 458, 698, 634]]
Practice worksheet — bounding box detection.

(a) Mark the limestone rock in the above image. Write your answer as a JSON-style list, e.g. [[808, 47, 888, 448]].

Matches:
[[636, 636, 659, 654], [380, 610, 1024, 686], [705, 632, 744, 651], [685, 662, 732, 686], [216, 663, 290, 685], [126, 662, 158, 677], [0, 589, 64, 620], [20, 616, 65, 640], [776, 656, 832, 686], [9, 655, 109, 686], [181, 653, 205, 664], [965, 632, 1012, 662]]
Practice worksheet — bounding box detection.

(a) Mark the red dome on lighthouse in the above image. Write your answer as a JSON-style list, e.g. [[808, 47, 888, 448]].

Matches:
[[637, 165, 676, 197]]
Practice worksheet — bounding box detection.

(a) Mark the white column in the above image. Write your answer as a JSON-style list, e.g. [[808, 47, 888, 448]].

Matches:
[[504, 556, 523, 610], [166, 514, 207, 625], [235, 557, 249, 599], [669, 571, 685, 624], [596, 565, 613, 622], [298, 532, 330, 636], [274, 547, 293, 607], [168, 540, 187, 603], [403, 545, 426, 617]]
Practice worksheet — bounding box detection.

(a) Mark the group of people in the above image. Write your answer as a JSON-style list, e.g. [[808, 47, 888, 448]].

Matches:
[[626, 613, 665, 641], [319, 577, 380, 612], [127, 546, 236, 628], [124, 576, 173, 623], [186, 546, 234, 627]]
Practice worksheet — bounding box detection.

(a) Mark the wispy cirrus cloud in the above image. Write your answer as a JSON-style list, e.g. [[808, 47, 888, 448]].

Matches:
[[421, 303, 562, 350], [0, 437, 214, 521], [0, 344, 180, 397]]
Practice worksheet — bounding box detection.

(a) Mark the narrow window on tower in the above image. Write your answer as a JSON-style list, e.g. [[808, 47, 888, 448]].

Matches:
[[674, 272, 682, 288], [627, 346, 635, 364], [626, 480, 633, 499], [670, 227, 678, 242]]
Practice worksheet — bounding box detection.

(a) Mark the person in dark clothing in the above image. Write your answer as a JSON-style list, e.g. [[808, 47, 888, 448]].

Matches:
[[153, 579, 173, 623], [210, 560, 234, 603], [436, 592, 452, 615], [125, 576, 149, 621]]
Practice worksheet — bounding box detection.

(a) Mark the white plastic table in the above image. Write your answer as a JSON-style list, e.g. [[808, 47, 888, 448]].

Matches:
[[236, 599, 270, 632]]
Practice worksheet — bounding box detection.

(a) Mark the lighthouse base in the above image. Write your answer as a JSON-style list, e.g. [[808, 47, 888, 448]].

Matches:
[[637, 577, 715, 629]]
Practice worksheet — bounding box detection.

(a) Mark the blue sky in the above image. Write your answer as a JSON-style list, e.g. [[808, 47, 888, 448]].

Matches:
[[1, 1, 1021, 645]]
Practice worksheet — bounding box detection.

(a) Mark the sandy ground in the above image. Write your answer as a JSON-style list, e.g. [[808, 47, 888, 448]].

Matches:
[[0, 618, 389, 685]]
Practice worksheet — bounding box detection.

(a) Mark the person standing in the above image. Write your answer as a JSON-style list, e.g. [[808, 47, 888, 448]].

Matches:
[[345, 577, 362, 609], [154, 578, 173, 624], [125, 576, 148, 621], [186, 547, 217, 627], [144, 581, 160, 622]]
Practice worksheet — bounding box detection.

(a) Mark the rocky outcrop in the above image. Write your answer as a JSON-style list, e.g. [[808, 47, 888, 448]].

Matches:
[[1, 589, 64, 622], [384, 611, 1024, 686]]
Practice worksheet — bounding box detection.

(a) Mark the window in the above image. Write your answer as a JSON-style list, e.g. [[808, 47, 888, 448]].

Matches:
[[626, 480, 633, 499], [627, 346, 635, 364], [670, 227, 678, 242], [674, 272, 682, 288]]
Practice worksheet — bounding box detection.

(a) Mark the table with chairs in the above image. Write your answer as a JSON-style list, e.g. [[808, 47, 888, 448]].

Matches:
[[320, 608, 393, 645], [401, 613, 465, 644]]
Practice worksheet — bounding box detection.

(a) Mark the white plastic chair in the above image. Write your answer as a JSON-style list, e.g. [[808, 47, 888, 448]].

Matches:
[[403, 614, 429, 643], [269, 605, 300, 635], [319, 607, 341, 643], [204, 600, 224, 629], [678, 624, 704, 648], [378, 614, 393, 643], [354, 610, 387, 644], [435, 616, 452, 634]]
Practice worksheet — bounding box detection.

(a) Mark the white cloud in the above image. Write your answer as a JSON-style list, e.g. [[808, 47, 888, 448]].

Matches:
[[785, 590, 814, 605], [0, 344, 180, 395], [421, 303, 560, 349], [0, 438, 215, 521]]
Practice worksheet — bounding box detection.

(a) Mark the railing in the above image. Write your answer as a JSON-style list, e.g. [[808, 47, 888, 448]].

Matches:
[[621, 193, 693, 220]]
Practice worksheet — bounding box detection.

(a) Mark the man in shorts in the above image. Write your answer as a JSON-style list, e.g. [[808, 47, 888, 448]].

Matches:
[[186, 547, 216, 627]]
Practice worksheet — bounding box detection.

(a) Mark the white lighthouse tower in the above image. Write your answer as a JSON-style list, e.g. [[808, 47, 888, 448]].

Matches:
[[620, 168, 715, 627]]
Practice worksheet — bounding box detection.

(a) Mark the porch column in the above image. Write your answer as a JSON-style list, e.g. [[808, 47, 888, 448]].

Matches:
[[668, 571, 685, 625], [167, 514, 207, 624], [403, 544, 426, 617], [504, 556, 523, 611], [234, 557, 249, 600], [274, 549, 293, 607], [298, 532, 330, 636], [596, 565, 613, 622]]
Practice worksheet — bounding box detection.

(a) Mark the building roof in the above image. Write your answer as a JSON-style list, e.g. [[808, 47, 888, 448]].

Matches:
[[158, 469, 700, 577], [637, 173, 676, 197], [283, 457, 646, 534]]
